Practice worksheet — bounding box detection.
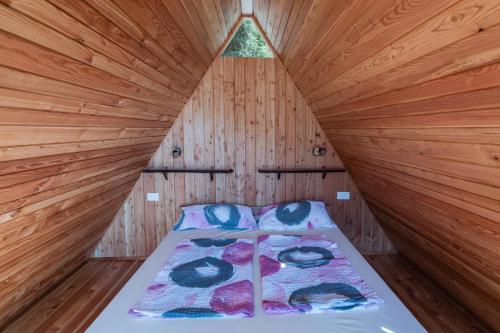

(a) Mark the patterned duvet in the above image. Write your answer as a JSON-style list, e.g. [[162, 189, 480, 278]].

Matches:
[[129, 238, 254, 318], [258, 234, 383, 314], [130, 234, 383, 319]]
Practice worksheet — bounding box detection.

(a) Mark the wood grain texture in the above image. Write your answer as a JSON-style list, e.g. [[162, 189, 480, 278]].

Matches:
[[253, 0, 500, 329], [3, 0, 497, 329], [3, 259, 143, 333], [365, 254, 493, 333], [94, 57, 393, 257], [0, 1, 240, 328]]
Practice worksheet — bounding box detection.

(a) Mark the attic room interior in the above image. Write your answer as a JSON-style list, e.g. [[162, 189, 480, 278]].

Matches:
[[0, 0, 499, 332]]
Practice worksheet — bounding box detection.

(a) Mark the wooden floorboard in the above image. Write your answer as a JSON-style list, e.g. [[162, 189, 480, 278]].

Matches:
[[365, 254, 492, 333], [3, 259, 143, 333]]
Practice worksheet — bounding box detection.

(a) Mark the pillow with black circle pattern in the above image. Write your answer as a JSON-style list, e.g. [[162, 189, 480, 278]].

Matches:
[[257, 201, 335, 231], [173, 204, 258, 231]]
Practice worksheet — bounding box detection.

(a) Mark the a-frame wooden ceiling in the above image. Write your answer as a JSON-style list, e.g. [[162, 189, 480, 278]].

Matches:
[[253, 0, 500, 330], [0, 0, 239, 327], [1, 0, 499, 331]]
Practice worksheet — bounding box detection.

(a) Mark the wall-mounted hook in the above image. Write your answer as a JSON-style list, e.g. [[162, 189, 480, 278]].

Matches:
[[313, 147, 327, 156], [172, 146, 182, 159]]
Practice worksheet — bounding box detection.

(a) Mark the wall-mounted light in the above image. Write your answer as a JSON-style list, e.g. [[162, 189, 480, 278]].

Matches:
[[172, 146, 182, 159], [312, 147, 327, 156]]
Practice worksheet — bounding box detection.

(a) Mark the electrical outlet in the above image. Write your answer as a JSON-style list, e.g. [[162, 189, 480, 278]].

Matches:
[[336, 192, 351, 200], [147, 193, 159, 202]]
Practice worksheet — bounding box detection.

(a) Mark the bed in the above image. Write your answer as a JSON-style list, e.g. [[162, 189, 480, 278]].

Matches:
[[87, 210, 426, 333]]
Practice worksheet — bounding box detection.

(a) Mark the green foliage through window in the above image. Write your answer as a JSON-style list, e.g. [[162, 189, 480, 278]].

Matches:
[[222, 19, 273, 58]]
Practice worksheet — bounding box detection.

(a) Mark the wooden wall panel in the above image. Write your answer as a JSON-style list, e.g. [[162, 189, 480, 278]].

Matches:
[[95, 57, 393, 257], [253, 0, 500, 330], [0, 0, 240, 328]]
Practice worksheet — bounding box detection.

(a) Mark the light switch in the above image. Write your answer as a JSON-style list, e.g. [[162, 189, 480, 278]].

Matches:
[[147, 192, 160, 201], [336, 192, 351, 200]]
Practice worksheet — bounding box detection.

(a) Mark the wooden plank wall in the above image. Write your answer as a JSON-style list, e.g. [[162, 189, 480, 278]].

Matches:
[[94, 57, 393, 257], [0, 0, 240, 328], [254, 0, 500, 330]]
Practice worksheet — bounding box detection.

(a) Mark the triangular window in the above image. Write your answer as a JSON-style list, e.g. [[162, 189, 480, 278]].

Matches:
[[222, 19, 273, 58]]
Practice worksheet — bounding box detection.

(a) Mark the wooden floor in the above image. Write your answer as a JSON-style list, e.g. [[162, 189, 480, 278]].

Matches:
[[4, 255, 491, 333], [3, 259, 143, 333], [365, 254, 492, 333]]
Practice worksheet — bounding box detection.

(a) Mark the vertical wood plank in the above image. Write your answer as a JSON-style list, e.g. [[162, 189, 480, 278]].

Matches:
[[132, 176, 145, 256], [234, 58, 246, 204], [244, 59, 256, 205], [153, 134, 166, 241], [223, 57, 236, 203], [285, 72, 296, 201], [264, 59, 276, 204], [295, 93, 306, 199], [123, 195, 134, 256], [161, 130, 175, 237], [275, 60, 287, 203], [193, 85, 205, 203], [173, 113, 186, 228], [213, 57, 226, 202], [323, 137, 336, 224], [202, 66, 216, 202], [314, 121, 325, 201], [183, 99, 196, 204], [255, 58, 266, 205], [143, 173, 156, 254], [114, 206, 125, 257], [304, 104, 316, 200]]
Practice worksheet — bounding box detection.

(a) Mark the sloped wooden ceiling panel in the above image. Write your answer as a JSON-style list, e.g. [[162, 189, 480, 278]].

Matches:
[[254, 0, 500, 330], [0, 0, 240, 327]]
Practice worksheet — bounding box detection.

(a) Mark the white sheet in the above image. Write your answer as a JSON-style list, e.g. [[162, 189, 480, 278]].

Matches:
[[87, 228, 426, 333]]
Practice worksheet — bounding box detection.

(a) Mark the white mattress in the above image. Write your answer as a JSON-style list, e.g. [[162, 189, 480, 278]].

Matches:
[[87, 227, 426, 333]]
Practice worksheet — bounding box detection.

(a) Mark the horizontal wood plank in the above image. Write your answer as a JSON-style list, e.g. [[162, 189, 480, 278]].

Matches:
[[254, 1, 500, 329], [0, 1, 241, 327]]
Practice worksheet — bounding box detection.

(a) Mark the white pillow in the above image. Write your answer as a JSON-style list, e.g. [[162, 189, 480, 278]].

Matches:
[[257, 201, 335, 231], [173, 204, 258, 231]]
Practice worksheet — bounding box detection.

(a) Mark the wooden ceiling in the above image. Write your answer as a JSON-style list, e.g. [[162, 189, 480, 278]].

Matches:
[[1, 0, 499, 330], [254, 0, 500, 330], [0, 0, 240, 328]]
